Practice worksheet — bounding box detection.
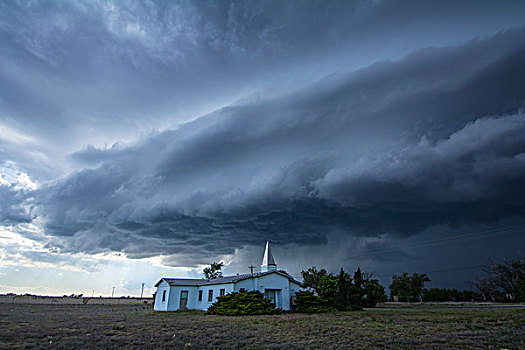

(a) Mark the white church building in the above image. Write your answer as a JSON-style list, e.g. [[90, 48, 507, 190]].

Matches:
[[154, 242, 302, 311]]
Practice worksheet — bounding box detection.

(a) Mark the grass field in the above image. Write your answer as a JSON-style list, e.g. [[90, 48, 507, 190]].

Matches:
[[0, 303, 523, 349]]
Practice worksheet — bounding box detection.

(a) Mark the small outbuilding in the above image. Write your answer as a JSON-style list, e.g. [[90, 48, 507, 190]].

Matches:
[[154, 242, 302, 311]]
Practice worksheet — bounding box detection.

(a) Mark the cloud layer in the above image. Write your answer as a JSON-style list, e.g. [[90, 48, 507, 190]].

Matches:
[[18, 29, 525, 266], [2, 1, 525, 178]]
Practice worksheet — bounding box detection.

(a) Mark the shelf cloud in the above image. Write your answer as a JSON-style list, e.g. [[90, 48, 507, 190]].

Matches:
[[13, 29, 524, 266]]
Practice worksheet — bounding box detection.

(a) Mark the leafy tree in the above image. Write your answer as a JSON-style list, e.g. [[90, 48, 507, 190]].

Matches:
[[301, 266, 328, 293], [489, 257, 525, 302], [361, 277, 388, 307], [390, 272, 431, 302], [207, 289, 282, 316], [349, 269, 386, 307], [317, 274, 339, 305], [302, 266, 387, 309], [470, 275, 499, 301], [471, 256, 525, 302], [203, 262, 224, 280]]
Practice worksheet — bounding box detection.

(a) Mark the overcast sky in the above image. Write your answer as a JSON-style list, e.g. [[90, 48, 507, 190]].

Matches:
[[1, 0, 525, 296]]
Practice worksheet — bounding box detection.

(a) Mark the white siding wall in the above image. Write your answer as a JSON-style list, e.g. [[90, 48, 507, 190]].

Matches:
[[290, 281, 301, 295], [166, 286, 199, 310], [194, 283, 235, 311], [233, 277, 257, 292], [167, 286, 180, 310], [255, 273, 293, 310], [154, 280, 170, 311], [184, 286, 200, 309]]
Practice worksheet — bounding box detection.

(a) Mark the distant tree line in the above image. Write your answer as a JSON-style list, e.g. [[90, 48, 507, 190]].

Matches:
[[422, 288, 478, 302], [300, 255, 525, 308], [389, 272, 478, 302]]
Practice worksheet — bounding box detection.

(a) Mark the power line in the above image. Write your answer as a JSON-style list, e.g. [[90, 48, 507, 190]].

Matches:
[[350, 224, 525, 258], [357, 224, 525, 254], [356, 229, 524, 257], [374, 265, 484, 278]]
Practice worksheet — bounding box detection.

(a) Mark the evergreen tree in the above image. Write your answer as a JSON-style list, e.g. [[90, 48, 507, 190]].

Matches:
[[337, 268, 352, 306]]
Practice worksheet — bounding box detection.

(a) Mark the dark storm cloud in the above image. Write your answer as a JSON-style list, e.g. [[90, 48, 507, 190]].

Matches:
[[0, 185, 30, 224], [18, 28, 525, 266], [0, 162, 34, 224], [2, 0, 525, 180]]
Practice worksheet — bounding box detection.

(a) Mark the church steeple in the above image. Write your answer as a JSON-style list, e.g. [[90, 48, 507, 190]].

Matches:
[[261, 241, 277, 272]]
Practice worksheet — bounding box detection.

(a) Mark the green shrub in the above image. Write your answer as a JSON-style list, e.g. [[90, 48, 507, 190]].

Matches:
[[206, 289, 283, 316], [294, 291, 334, 313]]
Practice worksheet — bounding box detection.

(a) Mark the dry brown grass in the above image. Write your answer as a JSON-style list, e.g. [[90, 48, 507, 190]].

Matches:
[[0, 302, 523, 349]]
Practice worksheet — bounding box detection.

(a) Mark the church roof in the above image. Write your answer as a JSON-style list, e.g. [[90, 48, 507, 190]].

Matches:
[[155, 270, 301, 287], [261, 241, 276, 266]]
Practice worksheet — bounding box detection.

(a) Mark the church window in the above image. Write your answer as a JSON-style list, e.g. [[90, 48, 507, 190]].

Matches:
[[220, 288, 225, 296], [198, 290, 203, 301], [162, 290, 166, 302], [208, 290, 213, 302]]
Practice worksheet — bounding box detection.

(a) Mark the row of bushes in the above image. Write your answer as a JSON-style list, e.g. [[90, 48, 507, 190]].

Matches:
[[207, 290, 283, 316], [206, 289, 363, 316]]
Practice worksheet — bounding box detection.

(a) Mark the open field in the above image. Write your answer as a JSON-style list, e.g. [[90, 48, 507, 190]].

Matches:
[[0, 295, 153, 306], [0, 302, 523, 349]]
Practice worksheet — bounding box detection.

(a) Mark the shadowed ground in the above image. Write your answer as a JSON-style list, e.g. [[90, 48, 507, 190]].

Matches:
[[0, 303, 523, 349]]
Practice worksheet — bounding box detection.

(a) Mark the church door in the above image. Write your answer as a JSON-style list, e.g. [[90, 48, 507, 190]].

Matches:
[[179, 290, 188, 309], [264, 289, 279, 307]]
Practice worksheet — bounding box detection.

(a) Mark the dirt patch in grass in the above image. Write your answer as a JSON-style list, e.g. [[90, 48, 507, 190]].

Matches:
[[0, 303, 523, 349]]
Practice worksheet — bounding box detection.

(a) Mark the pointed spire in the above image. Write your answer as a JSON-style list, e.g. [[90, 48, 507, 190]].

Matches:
[[261, 241, 277, 272]]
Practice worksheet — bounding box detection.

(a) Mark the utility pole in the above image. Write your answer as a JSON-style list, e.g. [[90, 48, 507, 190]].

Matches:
[[111, 287, 115, 298], [92, 289, 94, 298], [249, 265, 255, 274], [140, 283, 145, 298]]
